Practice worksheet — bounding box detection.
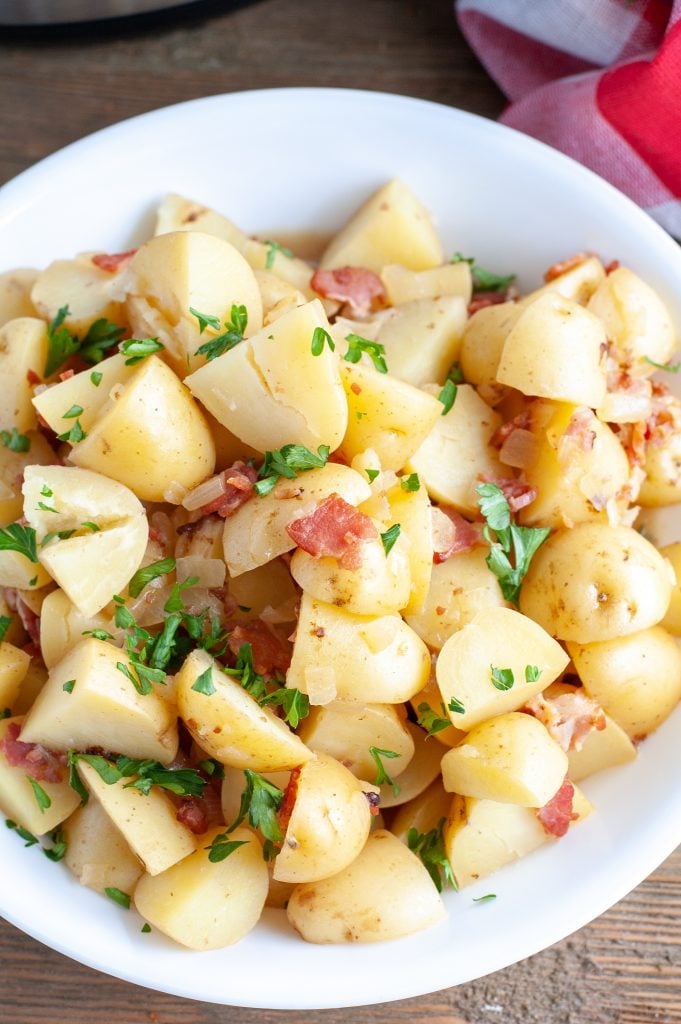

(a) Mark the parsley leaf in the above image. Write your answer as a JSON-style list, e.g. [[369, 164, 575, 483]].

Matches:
[[260, 686, 310, 729], [198, 758, 225, 779], [0, 428, 30, 453], [42, 826, 67, 862], [27, 776, 51, 812], [416, 702, 451, 736], [119, 337, 164, 366], [205, 834, 248, 863], [643, 356, 681, 373], [79, 319, 126, 363], [472, 893, 497, 904], [369, 746, 400, 796], [62, 404, 83, 419], [344, 333, 388, 373], [191, 666, 216, 696], [255, 443, 330, 496], [448, 697, 466, 715], [227, 769, 284, 847], [44, 305, 79, 377], [90, 371, 103, 387], [380, 524, 401, 556], [490, 665, 514, 691], [0, 524, 38, 563], [438, 378, 457, 415], [407, 817, 457, 892], [141, 923, 152, 933], [127, 556, 176, 599], [263, 239, 293, 270], [311, 326, 335, 356], [365, 468, 380, 484], [193, 304, 248, 362], [400, 473, 420, 492], [62, 679, 76, 694], [56, 419, 86, 443], [0, 615, 12, 644], [105, 887, 131, 910], [190, 308, 222, 333], [476, 482, 550, 606], [69, 751, 207, 799], [525, 664, 542, 683], [223, 642, 268, 701], [451, 252, 516, 293], [5, 818, 38, 847]]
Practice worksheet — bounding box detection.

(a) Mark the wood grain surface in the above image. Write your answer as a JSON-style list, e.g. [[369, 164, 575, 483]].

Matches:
[[1, 2, 680, 1022]]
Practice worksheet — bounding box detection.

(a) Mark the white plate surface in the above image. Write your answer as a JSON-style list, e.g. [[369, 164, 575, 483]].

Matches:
[[1, 88, 681, 1010]]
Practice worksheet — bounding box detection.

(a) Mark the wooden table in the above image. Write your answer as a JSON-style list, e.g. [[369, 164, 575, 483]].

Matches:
[[1, 2, 680, 1021]]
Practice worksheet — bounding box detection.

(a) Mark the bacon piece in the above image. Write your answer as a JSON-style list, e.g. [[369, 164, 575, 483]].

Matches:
[[91, 249, 137, 273], [311, 266, 386, 317], [286, 493, 378, 570], [536, 777, 576, 838], [525, 689, 606, 753], [432, 507, 484, 563], [15, 595, 41, 650], [176, 796, 208, 835], [468, 292, 508, 316], [278, 766, 301, 836], [543, 252, 589, 282], [229, 619, 292, 675], [478, 473, 537, 513], [491, 411, 532, 449], [26, 369, 41, 386], [560, 407, 596, 452], [198, 462, 258, 518], [605, 259, 620, 275], [58, 369, 75, 382], [0, 722, 63, 783]]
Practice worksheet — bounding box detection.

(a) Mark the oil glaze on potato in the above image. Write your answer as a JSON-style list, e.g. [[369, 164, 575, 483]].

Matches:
[[286, 829, 445, 943]]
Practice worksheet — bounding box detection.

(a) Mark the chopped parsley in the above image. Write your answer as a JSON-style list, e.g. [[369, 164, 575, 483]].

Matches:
[[344, 333, 388, 373], [62, 679, 76, 694], [41, 528, 75, 547], [380, 524, 401, 557], [141, 923, 152, 933], [62, 404, 83, 419], [400, 473, 420, 492], [68, 751, 207, 801], [56, 419, 86, 444], [451, 252, 516, 293], [366, 468, 380, 483], [416, 702, 451, 736], [643, 356, 681, 373], [193, 304, 248, 362], [5, 818, 38, 847], [490, 666, 514, 692], [205, 834, 248, 863], [476, 482, 550, 606], [311, 326, 335, 356], [407, 818, 457, 892], [44, 307, 125, 377], [448, 697, 466, 715], [438, 378, 457, 415], [0, 524, 38, 563], [525, 664, 542, 683], [263, 239, 293, 270], [191, 666, 216, 696], [0, 615, 12, 644], [255, 443, 330, 496], [0, 708, 10, 720], [27, 776, 51, 812], [42, 826, 67, 862], [368, 746, 400, 796], [227, 769, 285, 856], [104, 887, 131, 910], [472, 893, 497, 904], [198, 758, 225, 780], [127, 556, 176, 599], [0, 428, 30, 453], [260, 686, 310, 729], [90, 371, 103, 387], [119, 337, 164, 366], [223, 642, 268, 701]]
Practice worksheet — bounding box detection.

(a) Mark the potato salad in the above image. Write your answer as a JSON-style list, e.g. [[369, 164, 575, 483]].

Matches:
[[1, 180, 681, 949]]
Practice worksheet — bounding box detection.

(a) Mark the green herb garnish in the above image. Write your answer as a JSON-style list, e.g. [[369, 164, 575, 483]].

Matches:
[[311, 326, 335, 356], [0, 524, 38, 563], [127, 557, 176, 599], [0, 428, 30, 453], [369, 746, 400, 796], [407, 818, 457, 892], [490, 666, 514, 691], [255, 443, 330, 496], [193, 304, 248, 362], [476, 482, 550, 606], [344, 333, 388, 373], [380, 524, 401, 556]]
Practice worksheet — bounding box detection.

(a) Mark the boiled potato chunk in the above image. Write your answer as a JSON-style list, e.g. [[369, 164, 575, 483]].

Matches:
[[0, 430, 58, 526], [32, 352, 136, 435], [243, 239, 314, 298], [186, 300, 347, 454], [13, 658, 48, 715], [496, 293, 607, 407], [0, 716, 81, 834], [126, 231, 263, 375], [519, 402, 630, 529], [297, 702, 415, 783], [567, 712, 637, 782], [39, 589, 113, 669], [273, 753, 373, 884], [339, 360, 442, 470], [380, 262, 472, 306], [20, 637, 178, 762], [435, 607, 569, 730], [406, 384, 504, 515], [176, 649, 312, 771], [390, 777, 452, 844], [69, 356, 215, 502], [660, 542, 681, 635], [155, 193, 248, 252], [378, 720, 444, 810], [519, 523, 673, 643], [286, 829, 446, 942], [441, 712, 568, 807], [376, 296, 468, 388], [0, 642, 31, 711], [319, 179, 444, 273], [405, 547, 507, 651], [568, 626, 681, 739], [386, 477, 433, 614], [290, 532, 411, 616], [0, 318, 48, 431], [134, 826, 268, 950], [31, 255, 124, 338], [76, 760, 195, 875], [587, 266, 676, 373], [521, 255, 606, 308], [459, 301, 523, 389], [226, 558, 298, 624], [222, 463, 370, 576], [0, 549, 52, 590], [638, 429, 681, 507], [23, 465, 148, 616], [0, 268, 38, 326], [64, 798, 143, 896], [287, 593, 430, 704]]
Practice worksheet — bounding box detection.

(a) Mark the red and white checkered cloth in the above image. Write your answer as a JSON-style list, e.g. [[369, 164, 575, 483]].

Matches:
[[456, 0, 681, 236]]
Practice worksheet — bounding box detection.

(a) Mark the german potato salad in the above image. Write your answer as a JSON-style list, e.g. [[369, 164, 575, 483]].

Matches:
[[1, 180, 680, 949]]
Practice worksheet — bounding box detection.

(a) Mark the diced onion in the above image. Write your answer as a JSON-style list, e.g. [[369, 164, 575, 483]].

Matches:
[[182, 474, 227, 512], [176, 556, 226, 589], [304, 666, 337, 705], [499, 428, 537, 469], [260, 597, 299, 625], [430, 506, 456, 556]]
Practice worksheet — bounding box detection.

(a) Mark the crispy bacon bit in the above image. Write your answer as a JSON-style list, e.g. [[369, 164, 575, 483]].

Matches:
[[468, 292, 508, 316], [543, 252, 589, 283], [286, 493, 378, 570], [605, 259, 620, 275], [536, 777, 577, 837], [525, 689, 606, 753], [478, 473, 537, 513], [278, 766, 301, 835], [560, 407, 597, 454], [364, 790, 381, 816], [491, 411, 532, 449], [26, 369, 41, 386], [229, 619, 292, 675], [176, 796, 208, 834], [58, 369, 75, 382], [199, 462, 258, 518], [311, 266, 386, 317], [432, 507, 484, 563], [91, 249, 137, 273], [0, 722, 63, 783]]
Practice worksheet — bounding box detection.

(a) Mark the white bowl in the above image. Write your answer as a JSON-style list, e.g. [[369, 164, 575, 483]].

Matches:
[[1, 88, 681, 1010]]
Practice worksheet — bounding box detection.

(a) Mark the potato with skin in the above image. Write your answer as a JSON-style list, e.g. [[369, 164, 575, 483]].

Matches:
[[496, 292, 607, 407], [176, 649, 312, 772], [459, 301, 523, 389], [222, 463, 371, 576], [0, 318, 48, 432], [20, 637, 178, 763], [319, 179, 444, 273], [187, 300, 347, 454], [519, 522, 673, 643], [567, 712, 637, 782], [406, 384, 504, 515], [23, 465, 148, 616], [638, 429, 681, 507], [380, 262, 472, 306], [273, 753, 375, 883], [32, 352, 137, 436], [339, 360, 442, 471], [660, 542, 681, 635], [290, 531, 412, 616], [405, 547, 508, 651], [0, 642, 31, 711], [76, 760, 195, 875], [441, 712, 568, 806], [435, 607, 569, 730], [0, 268, 38, 326], [69, 356, 216, 503], [134, 826, 268, 950], [521, 255, 606, 308], [0, 430, 59, 527], [31, 254, 125, 338], [64, 798, 143, 896], [568, 626, 681, 739], [378, 720, 445, 810], [297, 702, 415, 783], [287, 829, 446, 943], [39, 589, 113, 669], [375, 296, 468, 389], [287, 593, 430, 704], [0, 716, 81, 835], [154, 193, 248, 252], [409, 674, 467, 749], [587, 266, 676, 373], [126, 231, 263, 375]]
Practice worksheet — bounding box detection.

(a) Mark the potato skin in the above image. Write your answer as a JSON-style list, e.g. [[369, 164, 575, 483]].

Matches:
[[519, 523, 673, 643], [286, 829, 445, 943]]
